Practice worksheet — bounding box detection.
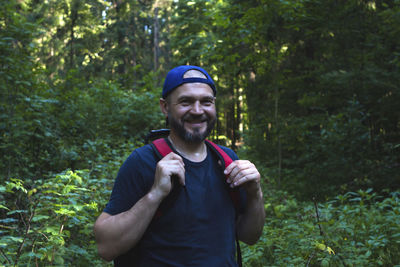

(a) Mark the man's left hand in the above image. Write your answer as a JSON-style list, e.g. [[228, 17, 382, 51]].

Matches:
[[224, 160, 261, 195]]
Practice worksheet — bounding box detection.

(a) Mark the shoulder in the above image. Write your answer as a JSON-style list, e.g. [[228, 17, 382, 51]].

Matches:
[[119, 144, 158, 174], [103, 144, 158, 215], [207, 141, 239, 161], [219, 145, 239, 161], [127, 143, 157, 162]]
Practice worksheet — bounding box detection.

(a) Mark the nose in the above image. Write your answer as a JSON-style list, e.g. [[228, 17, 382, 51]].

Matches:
[[190, 101, 203, 115]]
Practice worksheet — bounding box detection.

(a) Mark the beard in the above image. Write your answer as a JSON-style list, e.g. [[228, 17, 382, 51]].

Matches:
[[168, 112, 216, 143]]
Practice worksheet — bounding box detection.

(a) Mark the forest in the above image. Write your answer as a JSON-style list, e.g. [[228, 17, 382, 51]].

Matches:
[[1, 0, 399, 266]]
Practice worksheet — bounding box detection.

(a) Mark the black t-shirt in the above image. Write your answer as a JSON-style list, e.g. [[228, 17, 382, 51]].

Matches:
[[104, 143, 245, 266]]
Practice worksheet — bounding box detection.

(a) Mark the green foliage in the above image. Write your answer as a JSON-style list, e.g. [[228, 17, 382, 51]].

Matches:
[[242, 189, 400, 266], [169, 0, 217, 66], [216, 0, 400, 198], [1, 0, 400, 265], [0, 0, 39, 178], [1, 70, 163, 178], [0, 169, 113, 266]]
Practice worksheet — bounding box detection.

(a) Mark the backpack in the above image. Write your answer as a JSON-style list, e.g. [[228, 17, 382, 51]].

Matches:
[[114, 137, 242, 267]]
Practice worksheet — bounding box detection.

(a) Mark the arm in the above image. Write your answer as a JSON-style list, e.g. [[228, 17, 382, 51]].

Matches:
[[224, 160, 265, 245], [94, 152, 185, 261]]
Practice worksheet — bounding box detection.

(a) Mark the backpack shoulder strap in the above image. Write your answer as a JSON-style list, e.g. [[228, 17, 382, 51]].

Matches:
[[151, 138, 173, 158], [150, 138, 180, 219], [151, 138, 241, 210], [205, 139, 243, 267], [204, 140, 241, 210], [204, 139, 233, 169], [151, 138, 242, 267]]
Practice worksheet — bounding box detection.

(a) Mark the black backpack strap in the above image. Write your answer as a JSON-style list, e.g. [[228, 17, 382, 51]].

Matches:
[[145, 129, 170, 144]]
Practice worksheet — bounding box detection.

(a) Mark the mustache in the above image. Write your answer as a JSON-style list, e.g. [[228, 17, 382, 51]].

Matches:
[[182, 114, 209, 122]]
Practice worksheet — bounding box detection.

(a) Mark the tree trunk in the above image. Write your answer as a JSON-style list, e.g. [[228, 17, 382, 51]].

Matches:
[[274, 85, 282, 188], [230, 78, 237, 150], [69, 0, 79, 69], [153, 7, 160, 72], [115, 0, 125, 75]]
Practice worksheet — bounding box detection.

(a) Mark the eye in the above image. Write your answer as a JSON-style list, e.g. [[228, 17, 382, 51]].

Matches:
[[202, 98, 215, 106], [179, 99, 191, 106]]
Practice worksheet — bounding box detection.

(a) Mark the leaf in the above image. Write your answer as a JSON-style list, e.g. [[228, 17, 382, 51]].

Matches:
[[32, 215, 50, 222], [315, 242, 326, 251], [0, 218, 18, 224], [326, 246, 335, 255], [0, 204, 9, 211], [7, 236, 24, 243], [43, 227, 60, 235], [7, 209, 28, 215], [54, 208, 75, 216]]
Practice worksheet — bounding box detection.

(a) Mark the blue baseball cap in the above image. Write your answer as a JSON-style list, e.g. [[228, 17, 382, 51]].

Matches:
[[162, 65, 216, 98]]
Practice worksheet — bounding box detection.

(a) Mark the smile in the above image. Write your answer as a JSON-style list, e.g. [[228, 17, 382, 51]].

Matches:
[[185, 120, 206, 126]]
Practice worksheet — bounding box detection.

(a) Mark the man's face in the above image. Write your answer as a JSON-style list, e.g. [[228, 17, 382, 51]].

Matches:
[[165, 83, 216, 143]]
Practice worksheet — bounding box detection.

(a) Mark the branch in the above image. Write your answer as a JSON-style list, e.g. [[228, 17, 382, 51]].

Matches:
[[14, 202, 37, 266], [306, 250, 315, 267], [0, 224, 17, 230], [0, 248, 11, 265], [313, 197, 324, 236], [15, 202, 27, 229], [50, 215, 68, 265]]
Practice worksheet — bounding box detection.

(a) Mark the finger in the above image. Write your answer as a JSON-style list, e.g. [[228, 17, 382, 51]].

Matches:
[[159, 153, 185, 172], [228, 162, 260, 187], [176, 167, 186, 186], [167, 158, 186, 185], [166, 162, 186, 186], [224, 161, 237, 175], [224, 161, 241, 182], [156, 159, 185, 183], [225, 160, 253, 183], [230, 167, 254, 184], [230, 172, 260, 188], [163, 152, 184, 165]]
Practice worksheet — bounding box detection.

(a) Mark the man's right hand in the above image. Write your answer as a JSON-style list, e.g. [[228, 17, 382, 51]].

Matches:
[[150, 152, 185, 200]]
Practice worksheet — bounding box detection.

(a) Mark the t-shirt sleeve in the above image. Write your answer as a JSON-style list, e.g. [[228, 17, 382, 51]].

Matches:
[[103, 150, 152, 215]]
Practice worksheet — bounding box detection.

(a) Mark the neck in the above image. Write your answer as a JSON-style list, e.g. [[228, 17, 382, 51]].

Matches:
[[168, 133, 207, 162]]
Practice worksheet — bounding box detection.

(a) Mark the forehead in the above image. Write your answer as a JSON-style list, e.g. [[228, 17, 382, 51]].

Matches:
[[170, 82, 214, 99]]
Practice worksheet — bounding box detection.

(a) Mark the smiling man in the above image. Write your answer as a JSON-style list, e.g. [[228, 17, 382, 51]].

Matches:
[[94, 65, 265, 266], [163, 76, 216, 144]]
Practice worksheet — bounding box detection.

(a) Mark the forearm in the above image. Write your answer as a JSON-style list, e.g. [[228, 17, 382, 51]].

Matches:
[[94, 190, 163, 261], [237, 187, 265, 245]]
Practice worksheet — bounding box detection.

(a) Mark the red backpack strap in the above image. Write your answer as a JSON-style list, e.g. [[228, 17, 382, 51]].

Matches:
[[205, 139, 233, 169], [151, 138, 179, 219], [152, 138, 242, 266], [151, 138, 173, 158], [151, 138, 241, 212], [205, 139, 243, 267], [205, 140, 241, 211]]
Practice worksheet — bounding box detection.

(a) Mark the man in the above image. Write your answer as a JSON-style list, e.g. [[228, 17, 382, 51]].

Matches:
[[94, 65, 265, 266]]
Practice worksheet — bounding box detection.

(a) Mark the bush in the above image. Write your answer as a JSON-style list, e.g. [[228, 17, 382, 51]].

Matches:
[[241, 189, 400, 266], [0, 169, 113, 266]]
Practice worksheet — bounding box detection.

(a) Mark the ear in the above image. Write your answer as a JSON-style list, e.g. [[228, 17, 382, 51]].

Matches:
[[159, 98, 168, 117]]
